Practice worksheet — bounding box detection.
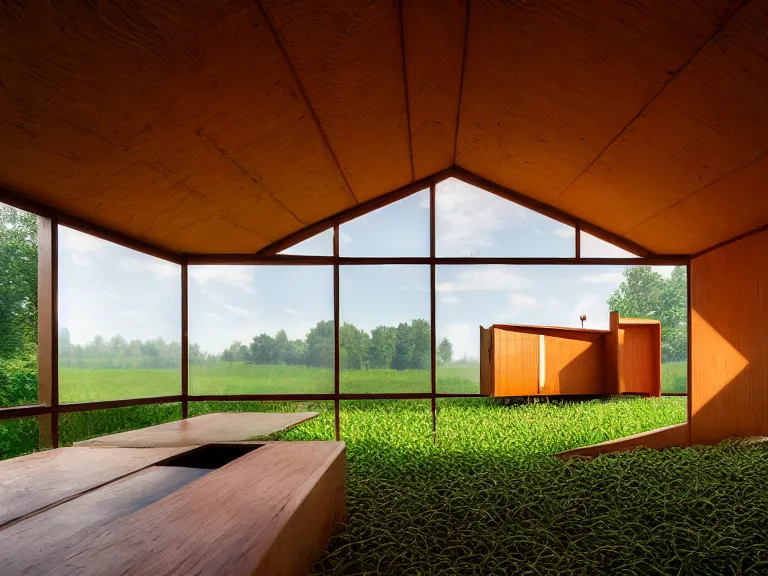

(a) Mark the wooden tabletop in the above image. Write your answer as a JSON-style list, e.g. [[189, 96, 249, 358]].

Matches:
[[74, 411, 318, 448], [1, 441, 346, 576], [0, 446, 190, 527]]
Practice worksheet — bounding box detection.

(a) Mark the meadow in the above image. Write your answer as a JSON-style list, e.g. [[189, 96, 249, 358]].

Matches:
[[7, 396, 766, 574], [55, 361, 687, 402]]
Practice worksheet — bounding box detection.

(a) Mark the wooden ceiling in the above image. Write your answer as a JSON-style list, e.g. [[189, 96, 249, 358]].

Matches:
[[0, 0, 766, 255]]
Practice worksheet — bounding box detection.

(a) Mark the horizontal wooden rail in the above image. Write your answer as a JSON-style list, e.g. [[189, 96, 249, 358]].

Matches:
[[0, 404, 52, 420], [57, 395, 184, 414]]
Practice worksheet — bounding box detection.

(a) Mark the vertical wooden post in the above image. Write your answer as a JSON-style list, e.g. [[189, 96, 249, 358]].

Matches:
[[686, 261, 692, 442], [575, 222, 581, 259], [37, 216, 58, 448], [333, 225, 341, 441], [429, 184, 437, 442], [181, 260, 189, 419]]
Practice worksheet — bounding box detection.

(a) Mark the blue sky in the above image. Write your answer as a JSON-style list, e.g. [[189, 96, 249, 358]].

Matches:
[[55, 178, 677, 358]]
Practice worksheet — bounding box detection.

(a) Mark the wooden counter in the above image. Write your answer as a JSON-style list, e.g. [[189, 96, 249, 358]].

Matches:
[[0, 441, 346, 576], [74, 411, 318, 448]]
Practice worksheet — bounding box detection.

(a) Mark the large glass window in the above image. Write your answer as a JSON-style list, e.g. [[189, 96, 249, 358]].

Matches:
[[436, 178, 575, 257], [436, 264, 688, 394], [278, 229, 333, 256], [581, 231, 639, 258], [189, 265, 334, 395], [340, 265, 431, 393], [339, 191, 430, 257], [58, 227, 181, 402], [0, 203, 39, 408]]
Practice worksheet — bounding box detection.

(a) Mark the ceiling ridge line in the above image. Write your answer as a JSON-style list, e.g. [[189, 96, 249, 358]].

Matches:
[[624, 149, 768, 237], [552, 0, 751, 205], [452, 0, 471, 165], [255, 0, 359, 206], [399, 0, 415, 182], [197, 128, 304, 226]]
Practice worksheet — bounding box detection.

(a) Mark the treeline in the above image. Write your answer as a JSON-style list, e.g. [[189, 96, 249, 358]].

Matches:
[[58, 328, 186, 369], [222, 319, 454, 371]]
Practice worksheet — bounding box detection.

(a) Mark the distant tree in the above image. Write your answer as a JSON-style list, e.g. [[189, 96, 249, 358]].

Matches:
[[437, 337, 453, 366], [608, 266, 687, 362], [340, 323, 370, 370], [250, 333, 276, 364], [368, 326, 397, 369], [408, 319, 431, 370], [392, 322, 411, 370], [273, 330, 291, 364], [306, 320, 334, 368]]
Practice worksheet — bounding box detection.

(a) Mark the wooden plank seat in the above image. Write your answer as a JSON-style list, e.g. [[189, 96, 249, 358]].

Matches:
[[0, 441, 345, 576], [74, 411, 318, 448]]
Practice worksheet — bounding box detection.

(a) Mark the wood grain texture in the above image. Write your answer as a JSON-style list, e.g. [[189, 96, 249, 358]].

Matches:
[[619, 324, 662, 396], [457, 0, 738, 201], [0, 0, 352, 253], [402, 0, 466, 179], [262, 0, 413, 202], [561, 0, 767, 254], [0, 447, 190, 527], [605, 311, 621, 394], [492, 328, 539, 396], [542, 332, 606, 395], [691, 228, 768, 444], [556, 423, 690, 460], [4, 442, 346, 576], [74, 412, 318, 448]]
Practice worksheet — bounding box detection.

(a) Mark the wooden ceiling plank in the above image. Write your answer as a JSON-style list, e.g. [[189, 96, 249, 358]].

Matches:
[[456, 0, 742, 203], [558, 0, 767, 250], [262, 0, 414, 202], [402, 0, 467, 179]]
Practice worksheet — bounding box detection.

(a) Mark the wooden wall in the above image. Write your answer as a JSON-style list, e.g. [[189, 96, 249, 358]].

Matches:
[[492, 329, 539, 396], [541, 331, 605, 395], [619, 323, 662, 396], [691, 228, 768, 444]]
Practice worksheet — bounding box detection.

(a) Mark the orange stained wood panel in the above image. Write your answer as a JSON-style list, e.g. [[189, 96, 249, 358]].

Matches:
[[556, 423, 690, 460], [3, 442, 346, 576], [620, 325, 661, 395], [0, 0, 354, 253], [479, 326, 493, 396], [456, 0, 740, 204], [262, 0, 413, 201], [560, 0, 768, 254], [691, 228, 768, 444], [492, 328, 539, 396], [402, 0, 467, 179], [0, 446, 190, 527], [542, 332, 606, 395], [605, 312, 621, 394]]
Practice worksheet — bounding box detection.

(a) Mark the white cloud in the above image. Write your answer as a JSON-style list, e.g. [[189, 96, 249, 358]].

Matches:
[[503, 293, 538, 318], [202, 312, 224, 322], [70, 253, 94, 268], [223, 304, 253, 318], [579, 272, 624, 285], [189, 266, 256, 293], [437, 266, 531, 292], [441, 295, 461, 305], [101, 290, 119, 301], [652, 266, 674, 279], [60, 228, 106, 254], [120, 309, 149, 320], [552, 225, 574, 238], [284, 308, 301, 317], [119, 257, 178, 279], [340, 231, 352, 244], [580, 232, 636, 258]]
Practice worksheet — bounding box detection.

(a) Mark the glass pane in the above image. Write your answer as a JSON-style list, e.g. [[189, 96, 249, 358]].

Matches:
[[278, 229, 333, 256], [340, 265, 430, 393], [340, 190, 429, 256], [580, 231, 639, 258], [436, 178, 575, 257], [189, 266, 334, 395], [0, 203, 39, 407], [0, 417, 39, 460], [190, 400, 334, 440], [58, 227, 181, 402], [437, 264, 688, 395], [59, 403, 182, 445]]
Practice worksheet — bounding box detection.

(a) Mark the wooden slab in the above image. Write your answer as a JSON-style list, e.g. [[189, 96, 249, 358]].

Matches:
[[74, 412, 318, 448], [2, 441, 346, 576], [556, 423, 689, 460], [0, 446, 190, 527]]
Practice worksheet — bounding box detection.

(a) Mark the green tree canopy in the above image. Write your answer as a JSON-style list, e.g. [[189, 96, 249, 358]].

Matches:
[[608, 266, 687, 362]]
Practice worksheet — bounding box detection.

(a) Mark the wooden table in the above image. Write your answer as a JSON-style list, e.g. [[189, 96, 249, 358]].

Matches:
[[74, 411, 318, 448], [0, 441, 345, 576]]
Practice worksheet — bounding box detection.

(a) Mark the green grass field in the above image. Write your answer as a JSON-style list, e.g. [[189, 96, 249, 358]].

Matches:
[[6, 398, 765, 572], [57, 361, 687, 402]]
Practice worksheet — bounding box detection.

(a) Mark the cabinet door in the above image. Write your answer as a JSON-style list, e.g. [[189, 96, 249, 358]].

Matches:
[[493, 329, 539, 396]]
